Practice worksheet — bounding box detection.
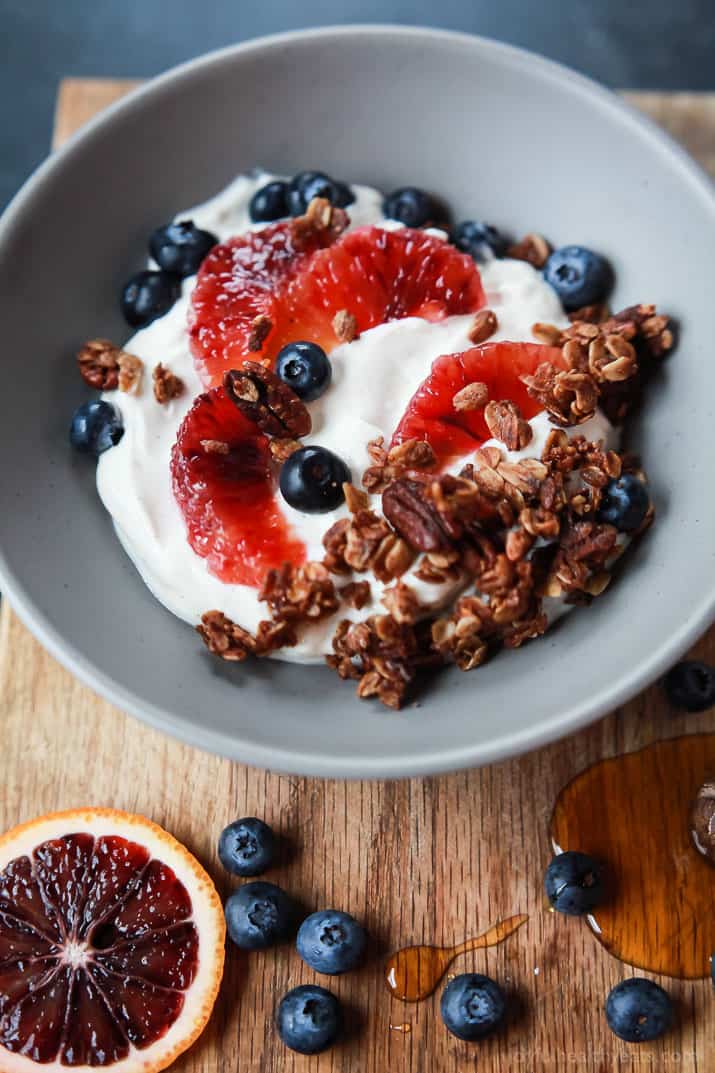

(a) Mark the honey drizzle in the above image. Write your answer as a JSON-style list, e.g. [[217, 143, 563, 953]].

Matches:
[[551, 734, 715, 979], [384, 913, 528, 1002]]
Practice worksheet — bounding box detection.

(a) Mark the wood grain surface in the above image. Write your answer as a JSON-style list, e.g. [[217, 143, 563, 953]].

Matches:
[[2, 81, 715, 1073]]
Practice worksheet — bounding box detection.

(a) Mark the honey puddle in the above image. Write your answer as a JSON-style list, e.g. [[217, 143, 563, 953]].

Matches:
[[385, 914, 528, 1002], [551, 734, 715, 978]]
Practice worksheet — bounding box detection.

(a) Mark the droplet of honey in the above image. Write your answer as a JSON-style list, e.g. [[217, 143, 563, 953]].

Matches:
[[551, 734, 715, 978], [385, 914, 528, 1002], [389, 1021, 412, 1034]]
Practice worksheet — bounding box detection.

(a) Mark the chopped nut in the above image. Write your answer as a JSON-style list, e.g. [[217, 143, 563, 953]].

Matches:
[[117, 351, 143, 394], [224, 361, 311, 437], [506, 233, 551, 268], [339, 580, 371, 610], [152, 363, 184, 403], [200, 439, 230, 455], [269, 437, 302, 463], [468, 309, 498, 344], [333, 309, 359, 343], [453, 381, 489, 412], [77, 339, 121, 390], [247, 314, 272, 352], [343, 483, 370, 513], [382, 478, 452, 553], [484, 400, 532, 451]]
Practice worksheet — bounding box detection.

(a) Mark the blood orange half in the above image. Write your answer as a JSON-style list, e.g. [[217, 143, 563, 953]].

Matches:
[[0, 809, 224, 1073]]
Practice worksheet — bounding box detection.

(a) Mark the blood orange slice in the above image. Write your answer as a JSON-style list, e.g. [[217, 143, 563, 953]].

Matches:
[[171, 386, 305, 586], [189, 224, 485, 388], [392, 341, 566, 465], [188, 219, 340, 388], [0, 809, 224, 1072]]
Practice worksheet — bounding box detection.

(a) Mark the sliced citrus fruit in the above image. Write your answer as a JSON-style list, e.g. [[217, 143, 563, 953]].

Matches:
[[189, 224, 485, 388], [171, 386, 305, 586], [391, 341, 566, 465], [188, 219, 340, 388], [0, 809, 224, 1072]]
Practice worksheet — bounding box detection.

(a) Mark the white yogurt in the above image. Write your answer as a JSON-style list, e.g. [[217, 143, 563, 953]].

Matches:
[[97, 173, 617, 662]]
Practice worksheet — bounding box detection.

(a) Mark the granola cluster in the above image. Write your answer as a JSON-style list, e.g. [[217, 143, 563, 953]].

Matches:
[[191, 278, 669, 708], [528, 302, 674, 425]]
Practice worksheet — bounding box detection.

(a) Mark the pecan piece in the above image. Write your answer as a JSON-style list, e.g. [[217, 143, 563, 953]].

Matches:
[[224, 361, 311, 437], [484, 400, 532, 451], [382, 478, 452, 553]]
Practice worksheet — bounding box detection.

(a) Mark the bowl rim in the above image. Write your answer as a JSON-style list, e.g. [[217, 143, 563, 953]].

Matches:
[[1, 24, 714, 778]]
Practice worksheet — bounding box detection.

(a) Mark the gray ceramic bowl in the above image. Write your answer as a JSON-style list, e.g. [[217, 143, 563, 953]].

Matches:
[[1, 26, 714, 777]]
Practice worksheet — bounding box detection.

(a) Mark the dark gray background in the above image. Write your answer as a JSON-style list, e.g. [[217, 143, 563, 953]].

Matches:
[[1, 0, 713, 210]]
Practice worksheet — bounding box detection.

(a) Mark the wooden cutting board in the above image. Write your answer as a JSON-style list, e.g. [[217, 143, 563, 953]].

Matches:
[[2, 81, 714, 1073]]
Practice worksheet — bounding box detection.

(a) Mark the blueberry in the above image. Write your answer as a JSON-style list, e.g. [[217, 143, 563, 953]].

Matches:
[[440, 973, 506, 1041], [121, 270, 181, 327], [332, 180, 356, 208], [288, 171, 354, 215], [224, 881, 295, 950], [296, 910, 366, 975], [605, 978, 673, 1042], [148, 219, 217, 278], [279, 446, 351, 513], [249, 180, 290, 223], [276, 341, 332, 402], [276, 985, 343, 1055], [664, 660, 715, 713], [218, 817, 274, 877], [544, 850, 604, 915], [70, 401, 123, 455], [598, 475, 650, 532], [543, 245, 613, 311], [454, 220, 508, 262], [383, 186, 435, 228]]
